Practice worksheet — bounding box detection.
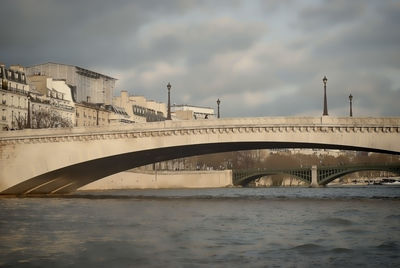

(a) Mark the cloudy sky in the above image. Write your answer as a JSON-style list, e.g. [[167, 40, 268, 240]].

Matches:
[[1, 0, 399, 117]]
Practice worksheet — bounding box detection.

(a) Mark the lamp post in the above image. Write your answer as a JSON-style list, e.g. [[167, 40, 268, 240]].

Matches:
[[322, 76, 328, 116], [217, 98, 221, 118], [349, 94, 353, 117], [167, 82, 171, 120], [27, 95, 31, 128]]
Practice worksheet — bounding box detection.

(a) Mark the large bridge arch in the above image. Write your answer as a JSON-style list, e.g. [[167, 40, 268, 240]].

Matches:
[[1, 117, 399, 194]]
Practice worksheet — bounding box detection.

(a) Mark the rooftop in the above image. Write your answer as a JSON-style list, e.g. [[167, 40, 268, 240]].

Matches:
[[28, 62, 117, 81]]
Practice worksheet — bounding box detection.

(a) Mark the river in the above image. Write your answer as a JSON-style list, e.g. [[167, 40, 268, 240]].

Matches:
[[1, 186, 399, 267]]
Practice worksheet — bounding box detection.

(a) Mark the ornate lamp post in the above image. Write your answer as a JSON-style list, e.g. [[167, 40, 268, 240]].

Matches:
[[167, 82, 171, 120], [27, 95, 31, 128], [349, 94, 353, 117], [322, 76, 328, 116], [217, 98, 221, 118]]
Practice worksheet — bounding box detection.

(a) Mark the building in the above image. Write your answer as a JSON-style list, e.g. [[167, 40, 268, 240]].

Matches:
[[0, 64, 30, 130], [28, 74, 75, 128], [75, 102, 110, 127], [105, 105, 132, 125], [171, 104, 215, 120], [113, 91, 166, 123], [26, 62, 116, 105]]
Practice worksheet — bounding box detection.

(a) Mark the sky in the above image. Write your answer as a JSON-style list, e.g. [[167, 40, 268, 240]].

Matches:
[[1, 0, 399, 117]]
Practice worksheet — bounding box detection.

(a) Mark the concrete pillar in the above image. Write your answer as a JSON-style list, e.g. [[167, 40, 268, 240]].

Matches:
[[311, 165, 319, 187]]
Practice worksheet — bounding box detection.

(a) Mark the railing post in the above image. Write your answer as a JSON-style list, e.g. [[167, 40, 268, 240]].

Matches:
[[311, 165, 319, 187]]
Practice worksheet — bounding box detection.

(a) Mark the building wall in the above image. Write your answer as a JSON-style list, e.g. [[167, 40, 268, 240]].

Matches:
[[79, 170, 233, 190], [28, 75, 75, 126], [0, 64, 29, 130], [113, 91, 166, 123], [172, 104, 215, 120], [26, 63, 116, 105], [75, 103, 110, 127], [0, 89, 28, 130]]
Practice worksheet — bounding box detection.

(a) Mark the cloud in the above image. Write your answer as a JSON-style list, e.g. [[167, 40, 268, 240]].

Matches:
[[297, 0, 367, 30], [0, 0, 399, 117]]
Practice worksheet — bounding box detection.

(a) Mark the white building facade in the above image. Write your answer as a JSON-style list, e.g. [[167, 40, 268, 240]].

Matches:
[[28, 75, 75, 127], [171, 104, 215, 120], [113, 91, 166, 123], [0, 64, 30, 130]]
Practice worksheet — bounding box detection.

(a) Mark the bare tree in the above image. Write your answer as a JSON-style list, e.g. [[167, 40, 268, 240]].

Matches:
[[32, 109, 72, 129], [13, 114, 27, 130]]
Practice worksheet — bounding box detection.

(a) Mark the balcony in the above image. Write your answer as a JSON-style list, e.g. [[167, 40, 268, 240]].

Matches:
[[1, 86, 29, 96]]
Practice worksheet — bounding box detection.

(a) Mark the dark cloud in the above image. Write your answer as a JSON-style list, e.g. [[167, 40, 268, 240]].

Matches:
[[0, 0, 399, 117], [297, 0, 366, 30], [1, 0, 239, 67]]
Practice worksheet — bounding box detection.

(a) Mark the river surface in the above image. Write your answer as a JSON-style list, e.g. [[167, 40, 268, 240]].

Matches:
[[1, 186, 399, 267]]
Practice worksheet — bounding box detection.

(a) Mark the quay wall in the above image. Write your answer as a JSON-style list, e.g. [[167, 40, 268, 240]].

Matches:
[[79, 170, 232, 190]]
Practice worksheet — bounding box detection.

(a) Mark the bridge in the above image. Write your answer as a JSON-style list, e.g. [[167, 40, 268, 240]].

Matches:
[[233, 164, 400, 186], [0, 116, 399, 195]]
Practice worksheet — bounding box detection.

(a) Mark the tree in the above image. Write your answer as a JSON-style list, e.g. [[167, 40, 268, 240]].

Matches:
[[32, 109, 72, 129], [13, 114, 27, 130]]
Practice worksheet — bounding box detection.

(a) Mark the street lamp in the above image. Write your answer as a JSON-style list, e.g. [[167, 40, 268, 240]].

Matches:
[[349, 94, 353, 117], [167, 82, 171, 120], [27, 95, 31, 128], [322, 76, 328, 116], [217, 98, 221, 118]]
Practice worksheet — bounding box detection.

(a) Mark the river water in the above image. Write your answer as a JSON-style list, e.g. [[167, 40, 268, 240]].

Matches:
[[1, 186, 399, 267]]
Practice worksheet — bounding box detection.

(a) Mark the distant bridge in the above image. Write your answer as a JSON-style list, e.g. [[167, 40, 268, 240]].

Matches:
[[233, 164, 400, 186], [0, 116, 399, 195]]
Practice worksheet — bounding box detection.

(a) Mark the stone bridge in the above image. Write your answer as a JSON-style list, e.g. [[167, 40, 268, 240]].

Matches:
[[0, 116, 399, 195], [233, 164, 400, 186]]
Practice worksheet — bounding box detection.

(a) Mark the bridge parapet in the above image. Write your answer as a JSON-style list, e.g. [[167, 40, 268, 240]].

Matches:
[[1, 116, 399, 146]]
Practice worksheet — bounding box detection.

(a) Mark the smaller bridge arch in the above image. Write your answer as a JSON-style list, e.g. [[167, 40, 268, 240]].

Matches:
[[233, 168, 312, 186], [233, 164, 400, 187], [318, 165, 400, 185]]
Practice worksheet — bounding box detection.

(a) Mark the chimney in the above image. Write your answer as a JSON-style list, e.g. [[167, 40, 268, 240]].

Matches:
[[10, 65, 25, 73]]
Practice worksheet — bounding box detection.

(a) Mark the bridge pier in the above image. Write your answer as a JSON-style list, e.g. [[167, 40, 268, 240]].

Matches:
[[311, 165, 319, 187]]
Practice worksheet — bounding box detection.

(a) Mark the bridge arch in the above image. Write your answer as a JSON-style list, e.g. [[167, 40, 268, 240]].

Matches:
[[1, 141, 362, 194], [234, 170, 311, 186], [1, 117, 399, 194], [318, 166, 400, 185], [4, 141, 396, 195]]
